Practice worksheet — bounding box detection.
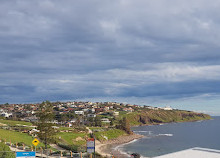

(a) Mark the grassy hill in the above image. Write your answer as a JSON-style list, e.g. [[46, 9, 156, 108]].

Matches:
[[57, 132, 87, 146], [0, 119, 32, 126], [0, 129, 43, 147], [125, 109, 211, 126], [94, 129, 126, 141]]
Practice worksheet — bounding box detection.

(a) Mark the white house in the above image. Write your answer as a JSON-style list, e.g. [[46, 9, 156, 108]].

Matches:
[[82, 108, 89, 112], [89, 108, 95, 113], [75, 111, 84, 115], [101, 118, 111, 123], [113, 111, 119, 116], [0, 112, 12, 118], [163, 106, 173, 110], [87, 114, 96, 118]]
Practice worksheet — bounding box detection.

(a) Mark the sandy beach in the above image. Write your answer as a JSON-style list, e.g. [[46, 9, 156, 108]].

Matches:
[[95, 134, 145, 158]]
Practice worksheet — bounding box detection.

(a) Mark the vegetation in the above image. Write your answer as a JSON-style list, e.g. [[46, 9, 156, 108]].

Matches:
[[94, 129, 126, 141], [0, 119, 32, 126], [36, 101, 57, 149], [0, 129, 43, 147], [57, 132, 87, 146], [55, 131, 88, 152], [125, 109, 211, 126], [117, 117, 132, 134], [0, 142, 15, 158]]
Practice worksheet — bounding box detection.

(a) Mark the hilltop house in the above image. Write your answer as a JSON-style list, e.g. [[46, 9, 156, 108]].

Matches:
[[101, 118, 111, 123], [163, 106, 173, 110], [75, 111, 84, 115]]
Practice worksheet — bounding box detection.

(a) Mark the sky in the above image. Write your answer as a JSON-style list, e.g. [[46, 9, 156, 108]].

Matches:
[[1, 0, 220, 115]]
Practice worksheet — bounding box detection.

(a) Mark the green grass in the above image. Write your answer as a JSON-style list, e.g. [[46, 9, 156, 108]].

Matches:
[[57, 127, 72, 131], [94, 129, 126, 141], [57, 132, 88, 146], [89, 127, 106, 131], [0, 119, 32, 126], [119, 111, 129, 118], [0, 129, 43, 147], [0, 142, 15, 158]]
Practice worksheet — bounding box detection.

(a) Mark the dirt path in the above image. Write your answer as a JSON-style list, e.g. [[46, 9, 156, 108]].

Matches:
[[50, 144, 68, 151]]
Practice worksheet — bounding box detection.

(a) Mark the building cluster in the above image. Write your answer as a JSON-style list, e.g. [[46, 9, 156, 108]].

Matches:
[[0, 101, 173, 127], [0, 103, 38, 120]]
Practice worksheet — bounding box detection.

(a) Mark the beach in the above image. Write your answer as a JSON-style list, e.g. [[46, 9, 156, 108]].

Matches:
[[95, 133, 145, 157]]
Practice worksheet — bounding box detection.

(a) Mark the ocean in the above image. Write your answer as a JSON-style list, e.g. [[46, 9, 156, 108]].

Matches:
[[117, 116, 220, 157]]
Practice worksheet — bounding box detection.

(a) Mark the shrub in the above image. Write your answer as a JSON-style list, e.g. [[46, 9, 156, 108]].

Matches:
[[57, 143, 79, 152], [0, 142, 15, 158]]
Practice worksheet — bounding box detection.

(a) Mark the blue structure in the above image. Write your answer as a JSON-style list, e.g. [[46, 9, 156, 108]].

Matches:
[[16, 152, 35, 158]]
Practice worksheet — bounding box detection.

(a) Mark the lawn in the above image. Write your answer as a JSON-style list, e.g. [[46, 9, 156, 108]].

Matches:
[[57, 127, 73, 131], [0, 119, 32, 126], [0, 129, 43, 147], [88, 127, 106, 131]]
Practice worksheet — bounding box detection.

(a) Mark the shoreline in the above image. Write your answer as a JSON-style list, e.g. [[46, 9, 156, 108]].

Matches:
[[95, 119, 211, 157], [131, 117, 212, 127], [95, 133, 145, 158]]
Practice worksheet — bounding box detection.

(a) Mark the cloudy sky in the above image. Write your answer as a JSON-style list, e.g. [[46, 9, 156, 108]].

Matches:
[[1, 0, 220, 115]]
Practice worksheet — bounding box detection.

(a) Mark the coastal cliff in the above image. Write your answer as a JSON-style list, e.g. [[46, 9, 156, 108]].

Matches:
[[125, 109, 211, 126]]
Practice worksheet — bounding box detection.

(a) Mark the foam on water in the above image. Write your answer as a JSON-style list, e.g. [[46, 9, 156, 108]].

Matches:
[[158, 134, 173, 137]]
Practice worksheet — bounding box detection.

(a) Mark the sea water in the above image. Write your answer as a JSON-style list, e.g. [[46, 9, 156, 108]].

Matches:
[[119, 116, 220, 157]]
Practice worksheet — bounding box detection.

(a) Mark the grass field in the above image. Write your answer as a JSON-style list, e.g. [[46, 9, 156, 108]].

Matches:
[[88, 127, 106, 131], [0, 129, 43, 147], [0, 119, 32, 126]]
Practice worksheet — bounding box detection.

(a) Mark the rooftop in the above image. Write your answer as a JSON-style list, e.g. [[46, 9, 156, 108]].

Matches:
[[154, 147, 220, 158]]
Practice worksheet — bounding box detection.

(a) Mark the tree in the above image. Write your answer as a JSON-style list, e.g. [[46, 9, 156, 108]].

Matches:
[[37, 101, 56, 149], [119, 117, 132, 134], [110, 120, 114, 126], [61, 114, 69, 122], [94, 117, 102, 127]]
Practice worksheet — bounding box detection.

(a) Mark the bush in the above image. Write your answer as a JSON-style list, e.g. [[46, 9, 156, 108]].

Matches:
[[74, 126, 88, 132], [57, 143, 79, 152], [0, 142, 15, 158], [17, 142, 24, 146]]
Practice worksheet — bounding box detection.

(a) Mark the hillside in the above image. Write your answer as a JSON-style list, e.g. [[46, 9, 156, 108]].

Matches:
[[125, 109, 211, 126]]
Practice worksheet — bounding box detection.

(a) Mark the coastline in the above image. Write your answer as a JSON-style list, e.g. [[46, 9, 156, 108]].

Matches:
[[131, 117, 212, 127], [95, 118, 211, 157], [95, 133, 145, 158]]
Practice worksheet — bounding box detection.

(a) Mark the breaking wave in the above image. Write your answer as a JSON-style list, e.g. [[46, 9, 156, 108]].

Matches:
[[158, 134, 173, 137]]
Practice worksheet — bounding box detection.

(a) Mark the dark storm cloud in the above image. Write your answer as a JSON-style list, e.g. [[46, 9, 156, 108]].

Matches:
[[117, 81, 220, 98], [1, 0, 220, 104]]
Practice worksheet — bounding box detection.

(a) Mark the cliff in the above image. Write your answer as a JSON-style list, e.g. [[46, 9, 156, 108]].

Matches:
[[125, 109, 211, 126]]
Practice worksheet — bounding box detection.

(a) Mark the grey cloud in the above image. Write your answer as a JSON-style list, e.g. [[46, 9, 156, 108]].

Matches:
[[1, 0, 220, 108]]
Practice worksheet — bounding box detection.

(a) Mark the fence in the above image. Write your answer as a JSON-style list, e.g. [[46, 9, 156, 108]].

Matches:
[[2, 142, 99, 158], [2, 141, 136, 158], [0, 150, 96, 158]]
